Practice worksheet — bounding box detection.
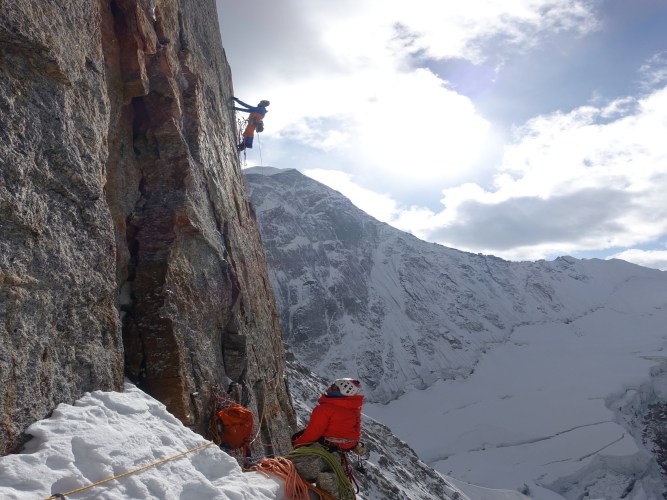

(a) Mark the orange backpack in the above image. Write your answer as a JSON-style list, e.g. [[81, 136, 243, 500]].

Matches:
[[209, 398, 254, 453]]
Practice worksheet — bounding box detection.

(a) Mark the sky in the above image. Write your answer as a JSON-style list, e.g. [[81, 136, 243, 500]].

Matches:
[[216, 0, 667, 271]]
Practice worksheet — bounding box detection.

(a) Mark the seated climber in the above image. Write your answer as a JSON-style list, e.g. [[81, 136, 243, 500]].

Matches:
[[231, 96, 269, 151], [289, 378, 365, 498]]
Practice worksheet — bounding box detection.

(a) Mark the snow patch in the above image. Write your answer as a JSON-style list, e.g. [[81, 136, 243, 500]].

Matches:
[[0, 383, 284, 500]]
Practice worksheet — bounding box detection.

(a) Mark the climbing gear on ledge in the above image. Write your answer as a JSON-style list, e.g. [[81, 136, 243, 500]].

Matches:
[[287, 444, 357, 500], [208, 397, 254, 464], [251, 456, 335, 500]]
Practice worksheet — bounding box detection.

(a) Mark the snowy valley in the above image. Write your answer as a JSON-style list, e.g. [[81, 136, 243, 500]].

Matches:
[[245, 167, 667, 499]]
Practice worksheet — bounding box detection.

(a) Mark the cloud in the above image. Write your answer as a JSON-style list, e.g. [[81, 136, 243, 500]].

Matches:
[[323, 86, 667, 262], [383, 0, 600, 63], [638, 51, 667, 91], [429, 188, 632, 249], [609, 249, 667, 271], [303, 169, 400, 223], [219, 0, 599, 81], [241, 61, 492, 192], [401, 87, 667, 259], [219, 1, 667, 267], [218, 0, 600, 189]]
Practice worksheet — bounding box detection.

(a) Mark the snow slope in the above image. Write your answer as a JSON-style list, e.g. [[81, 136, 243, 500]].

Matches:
[[365, 297, 667, 498], [0, 383, 284, 500]]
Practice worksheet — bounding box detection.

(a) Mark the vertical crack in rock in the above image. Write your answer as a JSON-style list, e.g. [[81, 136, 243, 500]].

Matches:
[[106, 1, 192, 422], [253, 378, 274, 458]]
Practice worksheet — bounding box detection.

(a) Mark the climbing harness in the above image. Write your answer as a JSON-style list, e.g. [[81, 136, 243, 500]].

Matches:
[[317, 439, 367, 494], [42, 441, 214, 500], [234, 113, 265, 169]]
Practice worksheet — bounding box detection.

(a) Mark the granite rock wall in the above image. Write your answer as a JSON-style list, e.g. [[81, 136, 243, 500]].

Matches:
[[0, 0, 294, 455]]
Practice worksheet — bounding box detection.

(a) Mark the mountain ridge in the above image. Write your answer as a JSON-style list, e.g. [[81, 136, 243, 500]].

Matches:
[[245, 167, 664, 404]]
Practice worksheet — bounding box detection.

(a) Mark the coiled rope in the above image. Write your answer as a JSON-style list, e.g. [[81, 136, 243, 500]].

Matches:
[[251, 456, 335, 500], [286, 445, 356, 500], [42, 441, 215, 499]]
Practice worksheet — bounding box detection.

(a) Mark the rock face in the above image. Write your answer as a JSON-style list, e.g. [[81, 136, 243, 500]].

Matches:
[[0, 0, 294, 455]]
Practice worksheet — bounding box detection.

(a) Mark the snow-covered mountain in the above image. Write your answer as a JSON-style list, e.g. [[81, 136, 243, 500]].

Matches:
[[245, 167, 667, 498], [244, 168, 664, 403]]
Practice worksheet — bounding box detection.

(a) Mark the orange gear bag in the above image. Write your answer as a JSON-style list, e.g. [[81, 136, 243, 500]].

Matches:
[[208, 398, 254, 451]]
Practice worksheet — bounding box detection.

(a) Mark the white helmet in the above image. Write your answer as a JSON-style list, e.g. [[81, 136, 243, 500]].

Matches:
[[332, 378, 361, 396]]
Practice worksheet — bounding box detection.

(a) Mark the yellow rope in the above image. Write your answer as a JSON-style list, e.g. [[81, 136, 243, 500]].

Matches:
[[43, 441, 215, 500], [286, 445, 356, 500]]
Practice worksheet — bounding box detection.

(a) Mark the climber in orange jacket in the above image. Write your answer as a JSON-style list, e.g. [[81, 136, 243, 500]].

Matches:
[[292, 378, 364, 450], [232, 97, 269, 151], [290, 378, 365, 498]]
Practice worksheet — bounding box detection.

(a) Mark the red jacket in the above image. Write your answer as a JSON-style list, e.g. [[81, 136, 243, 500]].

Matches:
[[293, 394, 364, 449]]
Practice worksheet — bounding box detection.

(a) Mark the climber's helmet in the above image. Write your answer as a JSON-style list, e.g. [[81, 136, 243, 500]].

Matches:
[[327, 378, 361, 397]]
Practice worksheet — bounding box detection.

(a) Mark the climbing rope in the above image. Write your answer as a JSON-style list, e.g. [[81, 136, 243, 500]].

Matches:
[[256, 129, 264, 168], [251, 456, 335, 500], [237, 117, 247, 166], [246, 373, 280, 448], [337, 448, 361, 494], [233, 113, 265, 169], [42, 441, 215, 500], [286, 445, 356, 500]]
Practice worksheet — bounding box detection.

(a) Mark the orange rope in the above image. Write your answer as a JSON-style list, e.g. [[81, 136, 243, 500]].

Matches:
[[250, 457, 335, 500]]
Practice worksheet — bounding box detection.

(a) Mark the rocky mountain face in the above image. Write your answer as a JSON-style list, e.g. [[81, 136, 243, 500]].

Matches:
[[245, 168, 664, 404], [0, 1, 294, 455]]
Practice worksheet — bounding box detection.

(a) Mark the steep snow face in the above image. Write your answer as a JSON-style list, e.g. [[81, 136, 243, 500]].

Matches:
[[245, 168, 666, 404]]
